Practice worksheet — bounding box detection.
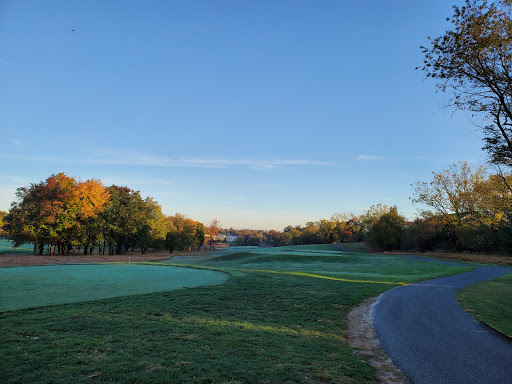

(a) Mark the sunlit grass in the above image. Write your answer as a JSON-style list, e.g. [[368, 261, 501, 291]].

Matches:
[[458, 273, 512, 337], [175, 315, 347, 342], [1, 244, 473, 383]]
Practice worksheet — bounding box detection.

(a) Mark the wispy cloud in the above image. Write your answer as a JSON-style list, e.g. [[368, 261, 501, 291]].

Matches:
[[239, 210, 305, 215], [216, 196, 249, 200], [356, 154, 425, 161], [0, 151, 336, 170], [380, 170, 416, 179], [0, 175, 29, 188], [256, 184, 281, 188], [158, 192, 194, 198], [100, 175, 175, 186]]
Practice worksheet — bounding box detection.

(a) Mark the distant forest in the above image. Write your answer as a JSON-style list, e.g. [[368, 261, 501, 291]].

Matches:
[[2, 162, 512, 255]]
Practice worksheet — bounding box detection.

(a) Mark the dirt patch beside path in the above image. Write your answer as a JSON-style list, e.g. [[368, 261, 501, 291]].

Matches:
[[347, 296, 410, 384]]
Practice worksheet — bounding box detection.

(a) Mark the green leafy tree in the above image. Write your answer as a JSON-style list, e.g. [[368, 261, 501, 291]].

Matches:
[[317, 219, 336, 243], [194, 222, 205, 249], [180, 218, 197, 251], [366, 207, 406, 251], [0, 211, 7, 237], [360, 203, 392, 238], [164, 215, 179, 253], [133, 198, 166, 254], [164, 214, 201, 252], [102, 186, 151, 255], [411, 162, 488, 225], [3, 185, 41, 251]]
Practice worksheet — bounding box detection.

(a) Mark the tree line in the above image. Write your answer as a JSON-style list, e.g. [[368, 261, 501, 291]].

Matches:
[[2, 162, 512, 255], [0, 173, 220, 255], [218, 162, 512, 254]]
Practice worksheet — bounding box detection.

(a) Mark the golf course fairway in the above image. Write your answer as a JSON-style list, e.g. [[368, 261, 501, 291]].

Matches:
[[0, 264, 228, 312]]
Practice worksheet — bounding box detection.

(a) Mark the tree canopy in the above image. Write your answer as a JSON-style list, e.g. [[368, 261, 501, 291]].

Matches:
[[2, 173, 205, 255], [420, 0, 512, 166]]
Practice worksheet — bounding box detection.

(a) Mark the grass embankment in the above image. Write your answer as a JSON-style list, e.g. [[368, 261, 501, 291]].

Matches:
[[1, 245, 472, 383], [458, 273, 512, 338]]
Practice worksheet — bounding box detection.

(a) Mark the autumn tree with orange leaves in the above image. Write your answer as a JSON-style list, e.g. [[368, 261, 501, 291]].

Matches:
[[2, 173, 195, 255], [3, 174, 110, 254]]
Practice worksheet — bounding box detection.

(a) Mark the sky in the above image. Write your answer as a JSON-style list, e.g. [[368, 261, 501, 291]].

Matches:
[[0, 0, 488, 230]]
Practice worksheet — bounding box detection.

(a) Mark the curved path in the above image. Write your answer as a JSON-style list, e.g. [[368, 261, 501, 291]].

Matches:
[[373, 258, 512, 384]]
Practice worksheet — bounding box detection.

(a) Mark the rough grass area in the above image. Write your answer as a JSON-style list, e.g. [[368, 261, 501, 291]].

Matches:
[[387, 250, 512, 266], [1, 245, 472, 383], [457, 273, 512, 338], [0, 238, 32, 254], [0, 264, 228, 311]]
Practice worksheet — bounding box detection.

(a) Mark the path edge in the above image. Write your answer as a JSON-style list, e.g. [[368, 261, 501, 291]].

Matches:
[[347, 295, 411, 384]]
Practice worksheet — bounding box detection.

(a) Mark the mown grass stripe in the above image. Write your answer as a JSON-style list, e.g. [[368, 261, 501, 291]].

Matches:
[[146, 261, 407, 286]]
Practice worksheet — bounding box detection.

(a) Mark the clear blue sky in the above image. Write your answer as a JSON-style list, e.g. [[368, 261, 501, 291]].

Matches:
[[0, 0, 486, 230]]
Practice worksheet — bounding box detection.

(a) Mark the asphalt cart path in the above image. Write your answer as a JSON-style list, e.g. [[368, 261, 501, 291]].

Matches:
[[373, 259, 512, 384]]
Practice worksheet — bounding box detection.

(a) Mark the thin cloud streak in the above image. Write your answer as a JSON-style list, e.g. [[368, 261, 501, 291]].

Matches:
[[256, 184, 281, 188], [100, 176, 175, 186], [357, 154, 425, 161], [0, 152, 337, 169], [216, 196, 249, 200], [239, 210, 306, 215]]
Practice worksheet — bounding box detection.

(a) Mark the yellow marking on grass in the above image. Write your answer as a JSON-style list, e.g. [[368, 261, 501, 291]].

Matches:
[[228, 268, 407, 285], [138, 261, 407, 285], [169, 315, 346, 342]]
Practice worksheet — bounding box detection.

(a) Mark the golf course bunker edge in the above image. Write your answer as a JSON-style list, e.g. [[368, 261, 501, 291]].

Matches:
[[0, 264, 229, 312]]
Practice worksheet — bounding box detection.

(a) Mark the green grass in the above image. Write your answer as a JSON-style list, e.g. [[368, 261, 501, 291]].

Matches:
[[0, 238, 33, 254], [197, 247, 466, 284], [0, 264, 228, 311], [336, 243, 369, 253], [1, 245, 473, 383], [457, 273, 512, 338]]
